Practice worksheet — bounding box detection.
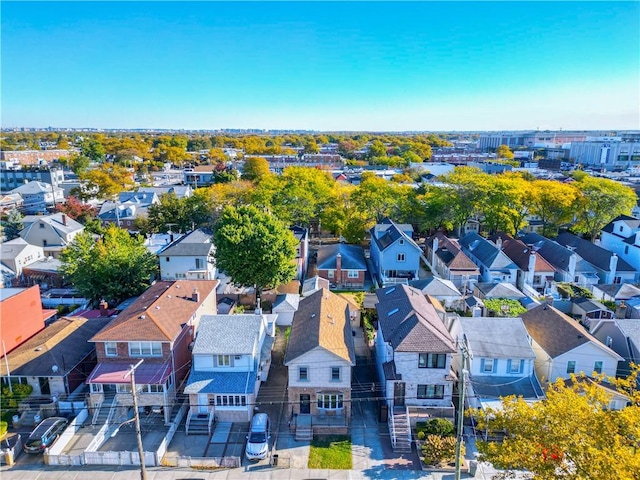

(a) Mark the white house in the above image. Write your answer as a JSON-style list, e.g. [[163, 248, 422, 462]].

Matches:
[[0, 238, 45, 280], [272, 293, 300, 326], [520, 304, 623, 383], [459, 233, 519, 285], [158, 229, 216, 281], [375, 284, 456, 451], [9, 181, 64, 213], [449, 316, 544, 411], [369, 218, 422, 286], [284, 288, 355, 439], [184, 313, 275, 430], [601, 215, 640, 280], [19, 213, 84, 258]]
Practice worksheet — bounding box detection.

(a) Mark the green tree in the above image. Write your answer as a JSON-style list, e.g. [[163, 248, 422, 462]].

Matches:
[[81, 137, 106, 162], [3, 209, 24, 240], [529, 180, 578, 237], [571, 175, 637, 241], [473, 372, 640, 480], [214, 205, 297, 299], [71, 154, 91, 175], [367, 140, 388, 159], [60, 225, 158, 305], [351, 172, 398, 223], [440, 167, 487, 236]]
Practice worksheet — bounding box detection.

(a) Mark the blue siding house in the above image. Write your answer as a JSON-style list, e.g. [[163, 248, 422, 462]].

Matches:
[[369, 218, 422, 286]]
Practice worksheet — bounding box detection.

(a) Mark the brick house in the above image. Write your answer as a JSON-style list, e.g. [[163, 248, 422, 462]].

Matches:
[[316, 243, 367, 288]]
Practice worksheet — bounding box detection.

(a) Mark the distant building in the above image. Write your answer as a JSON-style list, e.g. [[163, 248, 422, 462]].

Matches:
[[9, 181, 64, 213], [0, 166, 65, 192], [0, 150, 72, 166], [569, 138, 640, 171]]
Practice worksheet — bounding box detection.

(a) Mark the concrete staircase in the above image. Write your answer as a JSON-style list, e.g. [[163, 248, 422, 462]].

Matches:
[[92, 394, 116, 426], [390, 407, 411, 453], [295, 414, 313, 441], [186, 413, 210, 435]]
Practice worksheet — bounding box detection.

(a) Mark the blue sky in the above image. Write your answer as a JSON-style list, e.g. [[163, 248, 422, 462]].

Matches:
[[2, 1, 639, 131]]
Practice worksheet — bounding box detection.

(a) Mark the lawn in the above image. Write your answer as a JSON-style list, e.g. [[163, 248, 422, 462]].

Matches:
[[308, 435, 352, 469]]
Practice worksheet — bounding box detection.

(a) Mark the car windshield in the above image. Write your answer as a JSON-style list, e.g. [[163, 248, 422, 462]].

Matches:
[[25, 439, 42, 448], [248, 432, 266, 443]]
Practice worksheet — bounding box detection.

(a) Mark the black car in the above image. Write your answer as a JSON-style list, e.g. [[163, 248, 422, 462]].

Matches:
[[24, 417, 68, 453]]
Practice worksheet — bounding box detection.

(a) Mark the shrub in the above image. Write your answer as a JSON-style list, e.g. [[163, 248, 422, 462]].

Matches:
[[417, 418, 455, 437], [417, 431, 425, 440], [421, 434, 459, 466]]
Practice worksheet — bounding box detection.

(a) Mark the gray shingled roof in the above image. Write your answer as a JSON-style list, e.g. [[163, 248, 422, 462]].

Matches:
[[158, 229, 213, 257], [458, 317, 535, 359], [316, 243, 367, 270], [375, 284, 455, 353], [471, 375, 544, 400], [459, 232, 517, 271], [555, 232, 635, 273], [370, 218, 421, 253], [602, 214, 640, 234], [409, 277, 462, 298], [475, 282, 525, 299], [193, 314, 266, 355]]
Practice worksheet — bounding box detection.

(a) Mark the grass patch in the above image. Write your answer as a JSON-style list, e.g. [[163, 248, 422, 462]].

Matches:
[[308, 435, 352, 469]]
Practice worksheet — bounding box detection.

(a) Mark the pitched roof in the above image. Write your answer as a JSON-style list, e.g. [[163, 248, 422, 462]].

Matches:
[[602, 214, 640, 234], [520, 304, 618, 359], [520, 232, 577, 273], [0, 238, 37, 262], [184, 370, 257, 394], [375, 284, 455, 353], [20, 212, 84, 237], [459, 232, 517, 271], [370, 218, 421, 253], [471, 375, 544, 400], [596, 283, 640, 300], [458, 317, 535, 359], [301, 275, 330, 296], [10, 181, 62, 195], [0, 316, 111, 377], [475, 282, 526, 299], [273, 293, 300, 312], [427, 233, 479, 273], [555, 232, 635, 272], [158, 229, 214, 257], [284, 288, 355, 365], [193, 314, 265, 355], [90, 280, 218, 342], [489, 235, 555, 273], [409, 277, 462, 298], [316, 243, 367, 270]]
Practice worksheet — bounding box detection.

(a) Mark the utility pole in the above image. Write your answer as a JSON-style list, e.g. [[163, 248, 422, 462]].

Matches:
[[124, 359, 146, 480], [455, 336, 471, 480]]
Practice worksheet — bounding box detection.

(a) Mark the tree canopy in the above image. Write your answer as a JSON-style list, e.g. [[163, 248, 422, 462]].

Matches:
[[213, 205, 297, 295], [473, 370, 640, 480], [3, 209, 24, 241], [60, 225, 158, 305]]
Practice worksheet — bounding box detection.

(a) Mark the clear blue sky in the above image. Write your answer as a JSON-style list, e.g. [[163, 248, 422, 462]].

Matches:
[[2, 1, 639, 131]]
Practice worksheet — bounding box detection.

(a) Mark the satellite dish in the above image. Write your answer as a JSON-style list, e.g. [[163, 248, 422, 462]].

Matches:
[[51, 365, 59, 373]]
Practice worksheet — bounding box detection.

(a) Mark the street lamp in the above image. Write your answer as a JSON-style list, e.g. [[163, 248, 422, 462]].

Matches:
[[123, 359, 147, 480]]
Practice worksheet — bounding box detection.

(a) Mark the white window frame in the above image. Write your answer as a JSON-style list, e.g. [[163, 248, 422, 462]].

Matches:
[[483, 358, 494, 373], [217, 355, 231, 367], [331, 367, 341, 382], [417, 384, 445, 399], [327, 270, 334, 279], [317, 393, 344, 410], [215, 394, 246, 407], [347, 270, 358, 279], [567, 360, 576, 374], [593, 361, 603, 374], [509, 359, 522, 374], [105, 342, 118, 357], [116, 384, 132, 393], [299, 366, 308, 381], [129, 341, 162, 357]]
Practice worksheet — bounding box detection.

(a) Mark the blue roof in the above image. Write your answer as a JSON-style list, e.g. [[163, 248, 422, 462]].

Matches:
[[184, 370, 257, 394]]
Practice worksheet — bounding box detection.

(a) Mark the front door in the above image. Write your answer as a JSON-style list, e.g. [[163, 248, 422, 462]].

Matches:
[[197, 394, 209, 414], [39, 377, 51, 395], [300, 394, 310, 414], [393, 382, 405, 407]]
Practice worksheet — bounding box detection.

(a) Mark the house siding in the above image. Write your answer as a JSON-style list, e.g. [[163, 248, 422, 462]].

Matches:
[[392, 351, 453, 408]]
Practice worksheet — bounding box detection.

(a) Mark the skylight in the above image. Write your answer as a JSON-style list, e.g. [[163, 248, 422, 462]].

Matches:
[[388, 308, 399, 316]]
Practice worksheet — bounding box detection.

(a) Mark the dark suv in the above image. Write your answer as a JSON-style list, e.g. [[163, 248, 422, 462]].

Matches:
[[24, 417, 68, 453]]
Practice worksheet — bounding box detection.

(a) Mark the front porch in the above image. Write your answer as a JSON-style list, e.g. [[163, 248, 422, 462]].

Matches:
[[291, 413, 349, 440]]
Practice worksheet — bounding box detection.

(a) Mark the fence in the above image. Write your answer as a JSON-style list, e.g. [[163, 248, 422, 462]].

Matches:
[[84, 450, 156, 466], [0, 434, 22, 466], [162, 455, 241, 469], [155, 403, 187, 462]]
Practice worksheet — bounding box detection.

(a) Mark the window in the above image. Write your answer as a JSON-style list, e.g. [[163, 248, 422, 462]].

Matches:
[[195, 258, 203, 269], [508, 359, 523, 374], [327, 270, 334, 279], [90, 383, 102, 393], [215, 395, 246, 407], [567, 361, 576, 374], [482, 358, 495, 373], [397, 253, 405, 262], [418, 353, 446, 369], [39, 223, 45, 229], [417, 384, 445, 399], [620, 226, 624, 232], [165, 257, 170, 262], [299, 366, 308, 381], [129, 342, 162, 357], [116, 384, 132, 393], [594, 361, 603, 374], [143, 384, 164, 393], [217, 355, 231, 367], [104, 342, 117, 357], [331, 367, 341, 381], [399, 239, 405, 245], [317, 393, 344, 410], [347, 270, 358, 278]]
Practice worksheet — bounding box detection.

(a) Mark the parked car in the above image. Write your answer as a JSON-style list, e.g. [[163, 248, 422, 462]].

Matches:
[[245, 413, 270, 461], [24, 417, 68, 453]]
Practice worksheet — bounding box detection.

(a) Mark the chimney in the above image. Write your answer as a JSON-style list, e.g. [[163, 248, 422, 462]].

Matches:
[[527, 252, 536, 285], [495, 236, 502, 249], [335, 252, 342, 285], [99, 299, 108, 316], [608, 254, 618, 284], [616, 300, 627, 319], [192, 288, 200, 303], [61, 213, 67, 226], [432, 236, 439, 268]]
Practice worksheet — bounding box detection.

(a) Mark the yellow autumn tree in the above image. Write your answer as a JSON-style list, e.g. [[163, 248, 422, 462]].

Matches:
[[472, 369, 640, 479]]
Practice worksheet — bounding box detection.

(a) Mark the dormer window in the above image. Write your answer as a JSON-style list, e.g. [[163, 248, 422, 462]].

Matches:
[[399, 239, 405, 245]]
